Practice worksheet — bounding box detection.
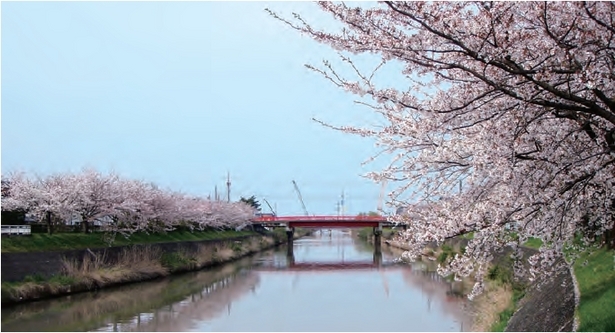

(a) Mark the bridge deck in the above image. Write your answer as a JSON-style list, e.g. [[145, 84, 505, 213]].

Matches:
[[250, 215, 402, 228]]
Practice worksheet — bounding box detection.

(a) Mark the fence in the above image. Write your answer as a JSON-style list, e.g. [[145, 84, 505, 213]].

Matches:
[[1, 225, 31, 236]]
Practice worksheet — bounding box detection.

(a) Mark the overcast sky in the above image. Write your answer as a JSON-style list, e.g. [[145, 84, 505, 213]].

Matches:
[[1, 1, 395, 216]]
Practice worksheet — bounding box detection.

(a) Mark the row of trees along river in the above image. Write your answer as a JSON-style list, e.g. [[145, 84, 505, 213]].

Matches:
[[1, 169, 256, 236]]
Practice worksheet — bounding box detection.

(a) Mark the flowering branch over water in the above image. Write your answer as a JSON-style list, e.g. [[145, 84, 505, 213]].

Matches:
[[269, 1, 615, 297]]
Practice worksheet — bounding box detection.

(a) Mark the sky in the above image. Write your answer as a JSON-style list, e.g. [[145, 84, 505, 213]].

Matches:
[[1, 1, 396, 216]]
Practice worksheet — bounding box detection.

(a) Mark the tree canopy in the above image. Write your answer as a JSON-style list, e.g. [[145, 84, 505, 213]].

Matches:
[[240, 195, 261, 211], [1, 169, 256, 236], [270, 1, 615, 297]]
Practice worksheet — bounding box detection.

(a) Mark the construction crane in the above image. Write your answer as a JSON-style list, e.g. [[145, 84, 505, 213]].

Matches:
[[263, 198, 277, 216], [292, 180, 309, 216]]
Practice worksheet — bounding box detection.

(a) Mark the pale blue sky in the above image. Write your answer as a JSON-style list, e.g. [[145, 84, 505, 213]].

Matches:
[[1, 1, 393, 216]]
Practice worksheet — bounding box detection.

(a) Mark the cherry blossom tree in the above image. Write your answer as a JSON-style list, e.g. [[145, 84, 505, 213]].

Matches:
[[1, 172, 78, 234], [177, 197, 255, 231], [98, 178, 152, 236], [2, 169, 258, 236], [70, 169, 124, 233], [269, 1, 614, 297], [0, 176, 27, 224]]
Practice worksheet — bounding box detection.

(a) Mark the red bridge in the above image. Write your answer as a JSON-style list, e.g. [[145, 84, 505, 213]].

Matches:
[[249, 215, 399, 228]]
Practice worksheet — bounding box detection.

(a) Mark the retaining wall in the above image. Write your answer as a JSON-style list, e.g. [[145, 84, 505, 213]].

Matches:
[[505, 258, 576, 332], [1, 235, 256, 283]]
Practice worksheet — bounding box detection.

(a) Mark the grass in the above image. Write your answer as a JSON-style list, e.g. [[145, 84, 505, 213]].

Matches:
[[573, 247, 615, 332], [355, 227, 397, 241], [0, 229, 256, 253], [1, 273, 79, 303], [1, 235, 273, 303], [62, 245, 168, 286], [437, 244, 456, 263], [486, 263, 527, 332], [160, 251, 195, 271], [523, 237, 543, 249], [489, 287, 526, 332], [472, 283, 513, 332], [356, 227, 371, 240], [460, 231, 475, 239], [484, 240, 614, 332]]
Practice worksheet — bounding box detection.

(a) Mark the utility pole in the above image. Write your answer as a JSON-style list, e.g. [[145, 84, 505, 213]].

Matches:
[[226, 171, 231, 203], [214, 185, 219, 201], [341, 190, 345, 216]]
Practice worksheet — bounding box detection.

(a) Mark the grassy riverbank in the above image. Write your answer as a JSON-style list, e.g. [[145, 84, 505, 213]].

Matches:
[[484, 262, 527, 331], [1, 228, 310, 304], [484, 242, 614, 332], [355, 227, 397, 241], [573, 247, 615, 332], [1, 229, 257, 253], [381, 230, 613, 331], [1, 234, 274, 304]]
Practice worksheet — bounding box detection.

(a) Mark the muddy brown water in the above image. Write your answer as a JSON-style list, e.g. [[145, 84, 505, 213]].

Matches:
[[1, 230, 472, 331]]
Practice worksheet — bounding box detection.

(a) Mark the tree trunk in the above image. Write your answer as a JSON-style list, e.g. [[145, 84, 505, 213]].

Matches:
[[46, 211, 53, 235], [82, 216, 90, 234], [608, 200, 615, 249], [607, 226, 615, 250]]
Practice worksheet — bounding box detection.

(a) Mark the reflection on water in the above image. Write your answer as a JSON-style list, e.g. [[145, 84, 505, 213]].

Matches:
[[1, 230, 472, 332], [1, 258, 261, 332], [96, 270, 259, 332]]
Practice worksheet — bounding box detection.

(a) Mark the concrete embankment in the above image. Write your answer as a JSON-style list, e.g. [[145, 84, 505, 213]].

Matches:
[[504, 257, 576, 332], [383, 238, 576, 332], [1, 234, 251, 283], [1, 231, 306, 305]]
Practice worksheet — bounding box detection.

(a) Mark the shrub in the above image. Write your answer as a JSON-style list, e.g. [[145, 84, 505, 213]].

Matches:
[[160, 252, 194, 271]]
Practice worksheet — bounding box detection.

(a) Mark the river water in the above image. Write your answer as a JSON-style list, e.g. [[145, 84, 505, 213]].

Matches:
[[1, 230, 473, 331]]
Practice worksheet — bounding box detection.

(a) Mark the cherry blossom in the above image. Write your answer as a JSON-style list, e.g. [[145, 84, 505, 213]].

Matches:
[[1, 169, 257, 236], [269, 1, 615, 296]]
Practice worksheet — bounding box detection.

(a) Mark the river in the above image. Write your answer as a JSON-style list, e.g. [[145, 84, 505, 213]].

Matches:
[[1, 230, 473, 331]]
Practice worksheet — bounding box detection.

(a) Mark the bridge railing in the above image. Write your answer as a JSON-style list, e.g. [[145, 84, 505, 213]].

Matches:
[[250, 215, 388, 222]]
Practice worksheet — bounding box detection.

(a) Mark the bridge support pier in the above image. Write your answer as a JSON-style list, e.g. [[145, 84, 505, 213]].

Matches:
[[373, 224, 382, 255], [286, 226, 295, 245], [373, 247, 382, 267], [286, 244, 295, 264], [286, 226, 295, 265]]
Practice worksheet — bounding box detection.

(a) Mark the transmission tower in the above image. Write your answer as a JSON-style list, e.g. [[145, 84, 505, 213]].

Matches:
[[226, 171, 231, 203]]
